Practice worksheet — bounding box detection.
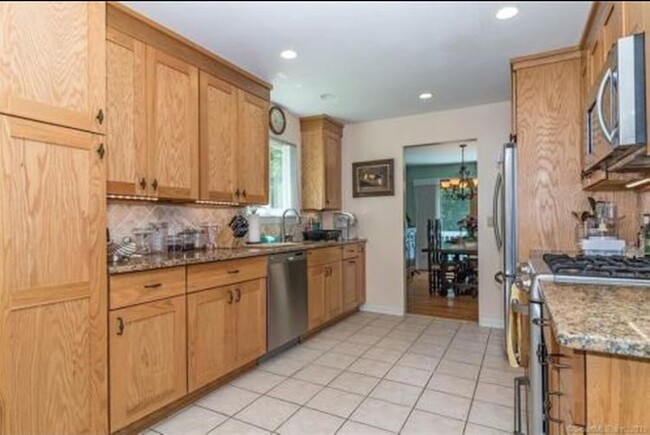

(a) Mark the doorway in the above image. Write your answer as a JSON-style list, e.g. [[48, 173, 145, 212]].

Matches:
[[404, 141, 479, 321]]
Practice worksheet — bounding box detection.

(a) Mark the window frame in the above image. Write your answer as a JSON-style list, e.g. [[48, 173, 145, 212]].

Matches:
[[259, 137, 300, 217]]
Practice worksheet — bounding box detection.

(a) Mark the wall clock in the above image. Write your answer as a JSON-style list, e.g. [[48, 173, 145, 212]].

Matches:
[[269, 105, 287, 135]]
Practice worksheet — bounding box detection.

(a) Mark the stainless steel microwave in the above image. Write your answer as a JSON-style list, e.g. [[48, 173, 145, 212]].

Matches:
[[584, 33, 646, 172]]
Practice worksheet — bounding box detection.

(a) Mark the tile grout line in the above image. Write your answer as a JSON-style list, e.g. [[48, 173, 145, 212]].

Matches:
[[394, 320, 463, 434], [460, 325, 490, 434]]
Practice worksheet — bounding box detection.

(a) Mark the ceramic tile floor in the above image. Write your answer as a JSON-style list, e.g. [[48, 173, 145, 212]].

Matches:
[[145, 312, 524, 435]]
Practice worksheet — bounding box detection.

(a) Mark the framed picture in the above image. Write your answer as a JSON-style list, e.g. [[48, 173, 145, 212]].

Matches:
[[352, 159, 395, 197]]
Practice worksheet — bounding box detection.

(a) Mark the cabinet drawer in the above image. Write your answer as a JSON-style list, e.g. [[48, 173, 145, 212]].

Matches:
[[308, 246, 343, 267], [342, 244, 360, 259], [187, 256, 267, 293], [110, 267, 186, 310]]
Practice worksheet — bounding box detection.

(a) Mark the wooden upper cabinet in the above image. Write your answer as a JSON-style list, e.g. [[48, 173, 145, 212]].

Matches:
[[106, 29, 148, 196], [325, 131, 343, 210], [199, 72, 238, 202], [237, 90, 269, 204], [301, 115, 344, 210], [0, 2, 106, 134], [602, 2, 623, 54], [233, 278, 267, 366], [623, 2, 650, 36], [0, 115, 107, 435], [110, 296, 187, 431], [146, 47, 199, 200], [188, 286, 236, 391]]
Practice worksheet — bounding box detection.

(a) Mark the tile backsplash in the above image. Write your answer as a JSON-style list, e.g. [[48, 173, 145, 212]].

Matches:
[[107, 202, 310, 247]]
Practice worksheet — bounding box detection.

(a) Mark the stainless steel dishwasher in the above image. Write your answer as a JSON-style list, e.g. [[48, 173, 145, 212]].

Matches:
[[267, 251, 308, 353]]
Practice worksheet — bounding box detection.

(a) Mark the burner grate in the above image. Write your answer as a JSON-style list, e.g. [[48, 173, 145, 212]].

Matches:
[[542, 253, 650, 280]]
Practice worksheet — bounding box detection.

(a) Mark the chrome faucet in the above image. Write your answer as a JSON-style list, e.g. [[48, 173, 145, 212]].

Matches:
[[334, 211, 356, 241], [281, 208, 301, 242]]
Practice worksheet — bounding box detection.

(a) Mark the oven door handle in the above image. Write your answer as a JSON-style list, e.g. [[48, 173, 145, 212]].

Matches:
[[596, 67, 618, 143]]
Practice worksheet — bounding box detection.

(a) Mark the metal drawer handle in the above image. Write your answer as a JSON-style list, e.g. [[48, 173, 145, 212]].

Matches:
[[139, 178, 147, 190], [227, 290, 234, 304], [548, 416, 564, 424], [144, 283, 162, 289], [116, 317, 125, 335], [235, 288, 241, 302], [228, 269, 240, 274]]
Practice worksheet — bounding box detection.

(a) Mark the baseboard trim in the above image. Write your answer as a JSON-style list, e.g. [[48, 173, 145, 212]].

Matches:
[[360, 303, 404, 316], [480, 317, 504, 328]]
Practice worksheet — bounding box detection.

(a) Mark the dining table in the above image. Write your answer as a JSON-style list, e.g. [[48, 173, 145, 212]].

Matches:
[[422, 241, 478, 297]]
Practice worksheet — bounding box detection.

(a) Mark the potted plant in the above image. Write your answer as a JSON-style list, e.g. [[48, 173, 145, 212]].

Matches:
[[457, 215, 478, 245]]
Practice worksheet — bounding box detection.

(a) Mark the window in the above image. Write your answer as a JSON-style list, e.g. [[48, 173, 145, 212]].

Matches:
[[263, 139, 299, 215], [439, 189, 471, 239]]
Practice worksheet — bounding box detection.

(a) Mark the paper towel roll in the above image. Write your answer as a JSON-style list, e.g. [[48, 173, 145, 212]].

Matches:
[[248, 214, 260, 243]]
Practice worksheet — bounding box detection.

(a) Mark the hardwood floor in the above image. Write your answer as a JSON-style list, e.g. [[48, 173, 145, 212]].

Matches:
[[407, 272, 478, 321]]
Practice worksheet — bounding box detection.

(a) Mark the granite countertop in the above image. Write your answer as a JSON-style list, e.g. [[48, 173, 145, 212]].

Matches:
[[109, 239, 367, 275], [540, 281, 650, 359]]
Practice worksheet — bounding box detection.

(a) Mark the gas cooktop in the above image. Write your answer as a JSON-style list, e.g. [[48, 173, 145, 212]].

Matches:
[[543, 253, 650, 280]]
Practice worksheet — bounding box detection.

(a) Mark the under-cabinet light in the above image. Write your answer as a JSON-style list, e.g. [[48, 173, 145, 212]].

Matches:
[[625, 177, 650, 189]]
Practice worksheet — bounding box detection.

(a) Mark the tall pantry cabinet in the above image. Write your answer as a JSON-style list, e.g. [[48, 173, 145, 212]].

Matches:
[[0, 2, 108, 435]]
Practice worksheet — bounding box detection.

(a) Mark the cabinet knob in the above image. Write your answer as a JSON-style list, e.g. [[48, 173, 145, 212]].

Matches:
[[235, 288, 242, 302], [96, 143, 105, 160], [116, 317, 125, 335], [96, 109, 104, 125], [227, 290, 234, 304], [235, 189, 240, 198], [152, 179, 158, 191], [139, 178, 147, 190], [242, 189, 247, 198]]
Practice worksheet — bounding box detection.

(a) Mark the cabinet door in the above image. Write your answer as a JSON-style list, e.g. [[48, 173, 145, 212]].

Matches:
[[146, 47, 199, 200], [326, 262, 343, 320], [308, 265, 327, 330], [0, 2, 105, 134], [237, 90, 269, 204], [0, 116, 107, 435], [623, 2, 650, 36], [234, 279, 267, 366], [188, 286, 236, 391], [357, 246, 366, 305], [199, 72, 238, 202], [106, 28, 148, 196], [342, 258, 358, 312], [324, 131, 342, 210], [602, 2, 623, 54], [110, 296, 187, 431]]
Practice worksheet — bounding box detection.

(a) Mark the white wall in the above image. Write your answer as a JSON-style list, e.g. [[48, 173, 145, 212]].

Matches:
[[341, 101, 511, 327]]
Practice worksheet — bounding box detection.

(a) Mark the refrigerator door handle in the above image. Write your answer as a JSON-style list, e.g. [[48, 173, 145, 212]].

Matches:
[[493, 171, 503, 250]]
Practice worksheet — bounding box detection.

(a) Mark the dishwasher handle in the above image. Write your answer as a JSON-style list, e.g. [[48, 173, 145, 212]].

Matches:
[[269, 251, 307, 265]]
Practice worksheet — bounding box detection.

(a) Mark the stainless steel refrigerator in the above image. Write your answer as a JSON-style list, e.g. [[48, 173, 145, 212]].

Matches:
[[492, 142, 517, 344]]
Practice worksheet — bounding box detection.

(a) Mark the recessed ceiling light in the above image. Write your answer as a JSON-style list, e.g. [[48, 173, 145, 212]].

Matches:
[[320, 93, 337, 101], [280, 49, 297, 60], [419, 92, 433, 100], [496, 6, 518, 20]]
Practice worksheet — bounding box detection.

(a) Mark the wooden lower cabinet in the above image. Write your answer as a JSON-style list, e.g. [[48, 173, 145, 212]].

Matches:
[[308, 264, 327, 330], [357, 245, 366, 305], [110, 296, 187, 431], [342, 257, 359, 312], [545, 318, 650, 434], [325, 261, 343, 320], [234, 279, 267, 365], [188, 286, 235, 391], [188, 278, 266, 392]]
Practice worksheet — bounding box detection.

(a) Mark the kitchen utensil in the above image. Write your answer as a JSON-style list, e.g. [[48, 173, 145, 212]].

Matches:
[[229, 214, 249, 239]]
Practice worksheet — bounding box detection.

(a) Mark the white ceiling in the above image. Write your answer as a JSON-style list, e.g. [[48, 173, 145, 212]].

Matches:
[[124, 1, 591, 123], [405, 141, 477, 166]]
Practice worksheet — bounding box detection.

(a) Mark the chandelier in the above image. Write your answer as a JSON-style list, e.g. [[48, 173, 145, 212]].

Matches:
[[440, 143, 478, 201]]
